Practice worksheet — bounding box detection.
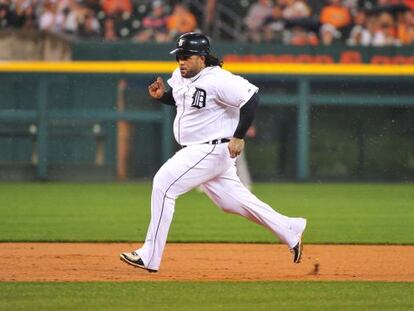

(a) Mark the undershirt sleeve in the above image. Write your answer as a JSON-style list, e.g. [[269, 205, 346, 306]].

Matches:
[[233, 92, 259, 139], [157, 89, 175, 106]]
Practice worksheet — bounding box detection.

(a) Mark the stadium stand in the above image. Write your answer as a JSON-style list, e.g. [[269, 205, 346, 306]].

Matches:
[[1, 0, 414, 45]]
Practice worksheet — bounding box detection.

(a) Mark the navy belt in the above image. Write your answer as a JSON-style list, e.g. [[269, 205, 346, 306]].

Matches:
[[182, 138, 230, 148], [205, 138, 230, 145]]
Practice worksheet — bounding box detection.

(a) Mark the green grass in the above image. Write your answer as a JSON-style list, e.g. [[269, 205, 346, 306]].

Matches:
[[1, 183, 413, 311], [0, 183, 413, 244], [0, 282, 413, 311]]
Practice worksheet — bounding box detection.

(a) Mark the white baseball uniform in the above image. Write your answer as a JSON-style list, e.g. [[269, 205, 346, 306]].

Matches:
[[135, 66, 306, 271]]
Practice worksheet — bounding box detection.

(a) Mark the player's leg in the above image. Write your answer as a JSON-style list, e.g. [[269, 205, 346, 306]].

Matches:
[[201, 165, 306, 259], [235, 151, 252, 190], [123, 144, 224, 271]]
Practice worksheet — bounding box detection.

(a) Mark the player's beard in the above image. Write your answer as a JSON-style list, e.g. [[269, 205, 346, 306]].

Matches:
[[179, 67, 199, 78]]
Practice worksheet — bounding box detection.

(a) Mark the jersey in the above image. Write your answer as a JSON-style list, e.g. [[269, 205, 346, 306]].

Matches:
[[167, 66, 259, 146], [126, 65, 307, 272]]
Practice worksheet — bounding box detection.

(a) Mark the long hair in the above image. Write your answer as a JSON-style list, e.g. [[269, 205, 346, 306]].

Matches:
[[205, 54, 223, 67]]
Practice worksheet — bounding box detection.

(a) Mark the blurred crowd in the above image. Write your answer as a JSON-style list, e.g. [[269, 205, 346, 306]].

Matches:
[[1, 0, 414, 46], [0, 0, 198, 41], [245, 0, 414, 46]]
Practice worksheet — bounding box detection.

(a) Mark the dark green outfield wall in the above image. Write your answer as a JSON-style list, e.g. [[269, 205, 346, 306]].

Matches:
[[0, 73, 172, 181], [2, 73, 413, 181], [1, 42, 414, 181], [72, 41, 414, 64]]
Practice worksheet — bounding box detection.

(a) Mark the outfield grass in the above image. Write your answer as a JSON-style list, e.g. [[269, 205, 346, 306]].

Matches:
[[0, 282, 413, 311], [0, 183, 413, 244]]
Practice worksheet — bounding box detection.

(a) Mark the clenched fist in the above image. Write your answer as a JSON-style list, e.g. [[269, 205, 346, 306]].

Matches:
[[148, 77, 166, 99], [228, 137, 245, 158]]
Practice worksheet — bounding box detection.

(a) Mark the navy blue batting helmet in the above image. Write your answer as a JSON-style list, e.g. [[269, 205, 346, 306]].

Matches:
[[169, 32, 210, 56]]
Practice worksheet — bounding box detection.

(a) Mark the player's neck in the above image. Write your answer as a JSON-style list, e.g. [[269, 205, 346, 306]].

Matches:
[[197, 64, 206, 74]]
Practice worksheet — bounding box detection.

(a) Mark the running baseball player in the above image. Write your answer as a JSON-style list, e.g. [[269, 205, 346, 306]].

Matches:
[[120, 32, 307, 273]]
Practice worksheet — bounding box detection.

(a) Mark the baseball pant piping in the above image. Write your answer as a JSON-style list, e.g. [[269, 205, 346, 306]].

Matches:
[[137, 144, 217, 270], [201, 165, 302, 248]]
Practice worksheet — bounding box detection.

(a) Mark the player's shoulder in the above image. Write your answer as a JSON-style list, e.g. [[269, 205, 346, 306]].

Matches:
[[167, 67, 182, 88], [206, 66, 231, 76], [203, 66, 241, 82], [207, 66, 252, 85], [171, 67, 181, 79]]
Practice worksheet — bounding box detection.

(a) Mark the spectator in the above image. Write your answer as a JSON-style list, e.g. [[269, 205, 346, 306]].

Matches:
[[358, 13, 397, 46], [103, 16, 117, 41], [2, 0, 414, 46], [0, 0, 11, 29], [358, 15, 377, 46], [39, 0, 64, 33], [100, 0, 135, 41], [280, 0, 311, 19], [7, 0, 37, 29], [398, 9, 414, 44], [134, 0, 169, 42], [347, 9, 367, 45], [101, 0, 132, 16], [77, 8, 100, 38], [320, 0, 352, 44], [166, 3, 197, 39], [404, 0, 414, 10], [376, 11, 398, 45], [278, 0, 316, 46], [285, 25, 319, 45], [262, 4, 285, 42], [342, 0, 359, 14], [244, 0, 273, 42], [59, 0, 85, 35]]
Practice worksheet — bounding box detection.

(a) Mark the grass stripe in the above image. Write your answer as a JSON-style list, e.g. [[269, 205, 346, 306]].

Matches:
[[0, 183, 413, 244], [0, 282, 413, 311]]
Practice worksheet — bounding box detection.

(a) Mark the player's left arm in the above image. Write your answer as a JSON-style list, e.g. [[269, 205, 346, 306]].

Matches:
[[228, 92, 259, 158]]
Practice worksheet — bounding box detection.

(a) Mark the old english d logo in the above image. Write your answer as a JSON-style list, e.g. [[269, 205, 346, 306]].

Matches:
[[191, 88, 206, 109]]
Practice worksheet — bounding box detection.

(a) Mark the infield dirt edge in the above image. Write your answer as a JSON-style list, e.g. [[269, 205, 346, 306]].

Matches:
[[2, 243, 413, 282]]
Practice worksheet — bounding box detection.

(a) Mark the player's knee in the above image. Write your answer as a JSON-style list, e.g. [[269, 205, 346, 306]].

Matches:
[[152, 174, 173, 198], [153, 170, 167, 188], [221, 205, 237, 214], [152, 179, 167, 196]]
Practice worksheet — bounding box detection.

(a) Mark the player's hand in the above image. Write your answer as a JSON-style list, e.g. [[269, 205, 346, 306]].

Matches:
[[148, 77, 166, 99], [228, 137, 245, 158]]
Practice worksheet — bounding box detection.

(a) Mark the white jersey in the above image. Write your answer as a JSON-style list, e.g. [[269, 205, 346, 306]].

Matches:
[[167, 66, 259, 146]]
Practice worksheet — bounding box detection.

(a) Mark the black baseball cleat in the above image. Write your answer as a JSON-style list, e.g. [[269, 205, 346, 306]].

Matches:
[[120, 251, 158, 273], [291, 239, 303, 264]]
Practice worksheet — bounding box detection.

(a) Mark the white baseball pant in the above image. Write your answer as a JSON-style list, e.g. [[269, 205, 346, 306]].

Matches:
[[135, 143, 305, 271]]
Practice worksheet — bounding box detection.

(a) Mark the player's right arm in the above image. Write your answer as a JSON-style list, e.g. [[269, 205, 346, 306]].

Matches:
[[148, 76, 175, 106], [148, 77, 166, 99]]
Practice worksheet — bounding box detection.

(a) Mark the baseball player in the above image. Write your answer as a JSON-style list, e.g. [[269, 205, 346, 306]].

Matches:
[[120, 32, 307, 273]]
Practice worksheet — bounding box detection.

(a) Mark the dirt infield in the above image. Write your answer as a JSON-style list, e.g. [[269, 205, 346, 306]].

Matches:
[[1, 243, 413, 282]]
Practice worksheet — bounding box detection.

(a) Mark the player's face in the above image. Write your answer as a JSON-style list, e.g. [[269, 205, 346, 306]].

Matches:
[[176, 54, 206, 78]]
